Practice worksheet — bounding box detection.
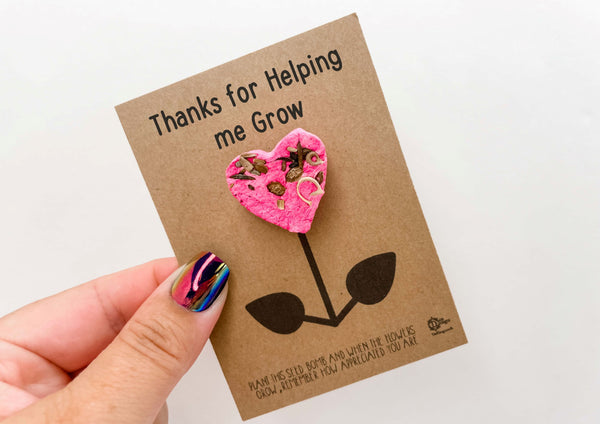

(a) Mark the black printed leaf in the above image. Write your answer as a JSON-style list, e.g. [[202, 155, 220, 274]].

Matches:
[[246, 292, 305, 334], [346, 252, 396, 305]]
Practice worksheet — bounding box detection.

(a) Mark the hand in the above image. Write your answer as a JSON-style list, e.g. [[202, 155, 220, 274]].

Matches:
[[0, 252, 229, 423]]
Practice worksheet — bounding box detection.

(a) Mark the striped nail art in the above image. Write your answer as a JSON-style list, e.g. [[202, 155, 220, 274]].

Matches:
[[171, 252, 229, 311]]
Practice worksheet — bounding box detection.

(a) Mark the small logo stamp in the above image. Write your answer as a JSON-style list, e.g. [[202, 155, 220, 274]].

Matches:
[[427, 316, 453, 335]]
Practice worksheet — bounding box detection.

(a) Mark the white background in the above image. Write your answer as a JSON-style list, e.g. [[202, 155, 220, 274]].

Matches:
[[1, 1, 599, 423]]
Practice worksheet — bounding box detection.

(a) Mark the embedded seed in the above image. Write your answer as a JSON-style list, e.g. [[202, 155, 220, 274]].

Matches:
[[286, 167, 303, 182], [248, 184, 255, 190], [306, 151, 323, 165], [297, 141, 304, 169], [287, 146, 297, 152], [239, 156, 254, 172], [277, 199, 285, 210], [230, 173, 255, 180], [267, 182, 286, 196], [254, 159, 266, 166], [250, 169, 261, 176], [315, 171, 324, 184], [235, 161, 242, 168], [281, 161, 287, 171], [254, 164, 268, 174], [241, 153, 257, 158], [296, 176, 324, 205]]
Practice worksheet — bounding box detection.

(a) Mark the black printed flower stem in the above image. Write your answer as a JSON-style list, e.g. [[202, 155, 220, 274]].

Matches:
[[297, 233, 336, 320], [298, 233, 358, 326], [334, 297, 358, 323], [302, 298, 358, 327]]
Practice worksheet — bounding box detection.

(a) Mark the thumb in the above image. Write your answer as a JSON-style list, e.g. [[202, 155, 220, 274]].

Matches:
[[70, 252, 229, 423]]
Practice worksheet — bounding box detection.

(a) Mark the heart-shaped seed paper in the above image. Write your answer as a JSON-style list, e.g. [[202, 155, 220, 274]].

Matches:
[[226, 128, 327, 233]]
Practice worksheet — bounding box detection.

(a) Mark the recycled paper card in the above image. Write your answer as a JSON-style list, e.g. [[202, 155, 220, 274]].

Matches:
[[116, 14, 467, 420]]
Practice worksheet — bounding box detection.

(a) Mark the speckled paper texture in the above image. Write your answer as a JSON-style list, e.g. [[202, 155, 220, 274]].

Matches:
[[226, 128, 327, 233]]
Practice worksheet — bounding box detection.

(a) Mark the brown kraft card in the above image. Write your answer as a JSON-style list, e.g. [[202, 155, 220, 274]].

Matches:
[[116, 14, 467, 420]]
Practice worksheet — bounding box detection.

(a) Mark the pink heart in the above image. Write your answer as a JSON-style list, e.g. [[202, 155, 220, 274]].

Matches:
[[226, 128, 327, 233]]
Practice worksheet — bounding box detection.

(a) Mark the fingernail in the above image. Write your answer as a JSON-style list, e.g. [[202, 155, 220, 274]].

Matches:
[[171, 252, 229, 311]]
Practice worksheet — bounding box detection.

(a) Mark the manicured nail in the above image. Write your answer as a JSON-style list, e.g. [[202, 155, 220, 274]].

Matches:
[[171, 252, 229, 311]]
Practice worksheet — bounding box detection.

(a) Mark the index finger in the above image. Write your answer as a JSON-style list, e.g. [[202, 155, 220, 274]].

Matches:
[[0, 258, 178, 372]]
